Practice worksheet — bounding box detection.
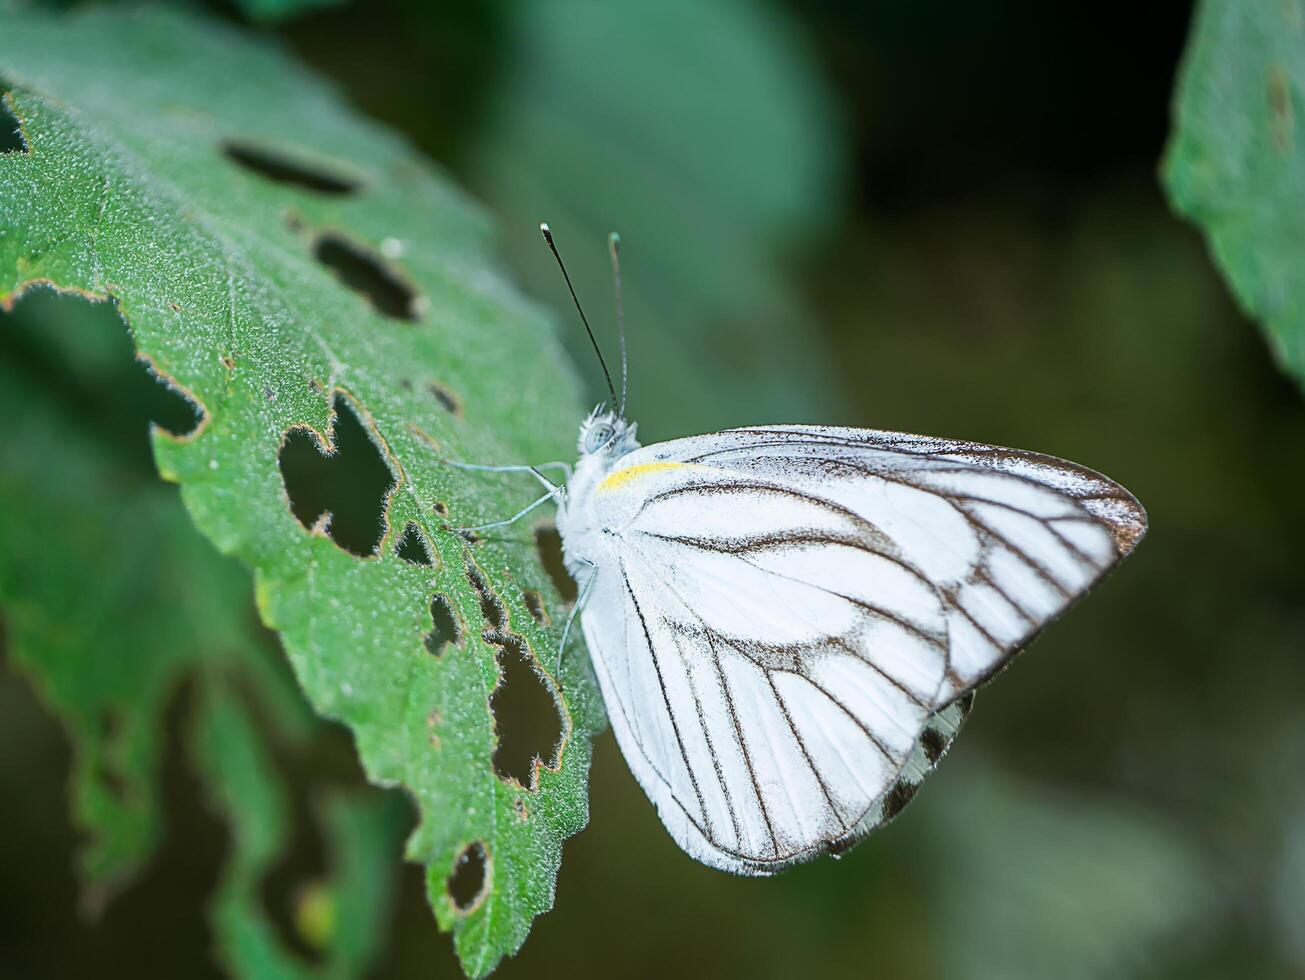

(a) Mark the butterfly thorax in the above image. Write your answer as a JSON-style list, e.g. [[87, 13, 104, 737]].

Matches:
[[557, 408, 639, 578]]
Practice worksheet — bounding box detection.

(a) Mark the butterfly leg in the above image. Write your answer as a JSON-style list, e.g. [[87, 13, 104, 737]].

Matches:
[[454, 481, 565, 532], [555, 556, 597, 673], [443, 458, 573, 493]]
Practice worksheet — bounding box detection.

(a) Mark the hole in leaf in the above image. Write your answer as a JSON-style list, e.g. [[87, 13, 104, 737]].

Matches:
[[534, 522, 577, 604], [279, 394, 395, 557], [395, 522, 433, 566], [426, 382, 461, 416], [465, 561, 504, 631], [424, 595, 462, 657], [0, 290, 206, 473], [222, 140, 359, 195], [139, 357, 204, 437], [313, 233, 419, 321], [522, 589, 549, 626], [447, 842, 487, 912], [490, 636, 562, 788], [1, 88, 26, 154]]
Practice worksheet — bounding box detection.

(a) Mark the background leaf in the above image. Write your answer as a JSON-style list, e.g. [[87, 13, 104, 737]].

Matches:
[[0, 5, 600, 974], [1163, 0, 1305, 390], [193, 679, 402, 979], [233, 0, 346, 26], [0, 296, 281, 891], [0, 287, 396, 974], [469, 0, 848, 440]]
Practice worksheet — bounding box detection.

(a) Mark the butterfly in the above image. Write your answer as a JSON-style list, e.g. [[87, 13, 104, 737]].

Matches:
[[459, 226, 1147, 875]]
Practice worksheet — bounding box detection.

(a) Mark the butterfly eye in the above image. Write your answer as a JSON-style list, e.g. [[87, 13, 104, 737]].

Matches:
[[585, 423, 615, 453]]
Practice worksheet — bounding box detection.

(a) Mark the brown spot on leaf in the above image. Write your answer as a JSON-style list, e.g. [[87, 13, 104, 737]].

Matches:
[[427, 382, 461, 416]]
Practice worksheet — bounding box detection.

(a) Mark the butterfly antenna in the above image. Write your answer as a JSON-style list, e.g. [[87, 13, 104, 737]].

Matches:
[[609, 231, 628, 416], [540, 223, 619, 410]]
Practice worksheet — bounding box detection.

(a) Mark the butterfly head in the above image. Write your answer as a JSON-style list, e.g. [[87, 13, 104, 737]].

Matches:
[[578, 406, 639, 459]]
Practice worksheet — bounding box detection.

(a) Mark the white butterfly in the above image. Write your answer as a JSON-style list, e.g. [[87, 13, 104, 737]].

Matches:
[[462, 227, 1147, 875]]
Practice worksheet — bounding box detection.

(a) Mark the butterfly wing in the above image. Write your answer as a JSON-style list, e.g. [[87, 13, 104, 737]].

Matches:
[[578, 425, 1146, 874]]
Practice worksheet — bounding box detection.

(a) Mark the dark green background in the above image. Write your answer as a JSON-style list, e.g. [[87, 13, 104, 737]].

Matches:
[[3, 1, 1302, 976]]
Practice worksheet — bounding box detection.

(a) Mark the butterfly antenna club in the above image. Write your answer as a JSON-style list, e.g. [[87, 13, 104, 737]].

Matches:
[[540, 222, 620, 411]]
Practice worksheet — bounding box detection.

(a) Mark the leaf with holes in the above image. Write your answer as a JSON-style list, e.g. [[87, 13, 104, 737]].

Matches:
[[0, 6, 602, 975], [1163, 0, 1305, 392]]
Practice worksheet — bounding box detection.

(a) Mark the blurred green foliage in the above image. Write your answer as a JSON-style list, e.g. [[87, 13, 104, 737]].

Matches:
[[0, 292, 308, 890], [0, 289, 400, 976], [233, 0, 344, 25], [467, 0, 846, 438], [2, 1, 1305, 978], [193, 680, 401, 978], [1165, 0, 1305, 391]]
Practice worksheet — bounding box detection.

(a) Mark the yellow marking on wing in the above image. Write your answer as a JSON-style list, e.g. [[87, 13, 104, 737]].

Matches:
[[597, 461, 694, 493]]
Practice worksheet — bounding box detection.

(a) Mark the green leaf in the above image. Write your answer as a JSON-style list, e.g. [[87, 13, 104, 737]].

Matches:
[[0, 296, 291, 891], [231, 0, 346, 26], [0, 288, 394, 975], [193, 679, 402, 979], [470, 0, 847, 439], [0, 5, 601, 975], [1163, 0, 1305, 391]]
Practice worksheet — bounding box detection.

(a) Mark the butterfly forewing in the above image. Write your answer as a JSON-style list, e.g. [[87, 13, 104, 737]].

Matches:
[[574, 425, 1145, 874]]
